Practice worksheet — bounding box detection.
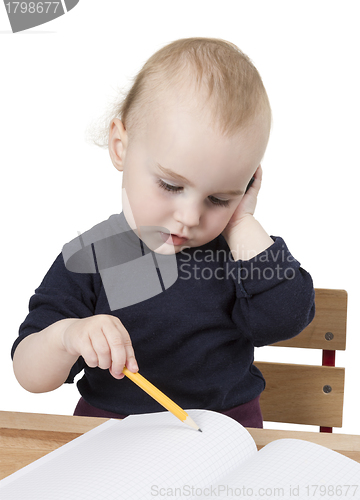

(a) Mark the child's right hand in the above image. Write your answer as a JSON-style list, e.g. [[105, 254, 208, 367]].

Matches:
[[61, 315, 138, 379]]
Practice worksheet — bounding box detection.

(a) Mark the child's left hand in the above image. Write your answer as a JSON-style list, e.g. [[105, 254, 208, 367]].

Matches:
[[222, 165, 262, 239]]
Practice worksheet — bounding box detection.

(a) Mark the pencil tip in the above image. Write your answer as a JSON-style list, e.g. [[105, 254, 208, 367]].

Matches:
[[198, 428, 202, 432]]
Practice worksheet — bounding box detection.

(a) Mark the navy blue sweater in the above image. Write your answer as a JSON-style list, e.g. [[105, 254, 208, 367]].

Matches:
[[13, 213, 315, 415]]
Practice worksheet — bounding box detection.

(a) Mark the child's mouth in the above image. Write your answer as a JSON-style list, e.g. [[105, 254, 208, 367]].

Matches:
[[160, 232, 188, 246]]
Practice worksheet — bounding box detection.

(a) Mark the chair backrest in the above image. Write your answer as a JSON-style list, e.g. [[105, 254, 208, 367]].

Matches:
[[254, 288, 347, 432]]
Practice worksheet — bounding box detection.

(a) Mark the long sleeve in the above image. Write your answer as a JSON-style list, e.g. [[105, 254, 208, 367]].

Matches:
[[230, 236, 315, 347], [12, 253, 102, 382]]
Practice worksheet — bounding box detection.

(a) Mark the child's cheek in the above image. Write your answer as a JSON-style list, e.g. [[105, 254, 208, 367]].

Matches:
[[206, 211, 232, 237]]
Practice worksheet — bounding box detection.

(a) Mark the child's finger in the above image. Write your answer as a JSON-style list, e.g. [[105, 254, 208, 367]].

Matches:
[[249, 165, 262, 193], [80, 333, 100, 369], [105, 334, 127, 377], [113, 320, 138, 373], [89, 330, 112, 370], [254, 164, 263, 182], [104, 323, 137, 378], [124, 345, 139, 373]]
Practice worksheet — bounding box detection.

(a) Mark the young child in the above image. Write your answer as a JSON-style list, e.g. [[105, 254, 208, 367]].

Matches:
[[12, 38, 315, 428]]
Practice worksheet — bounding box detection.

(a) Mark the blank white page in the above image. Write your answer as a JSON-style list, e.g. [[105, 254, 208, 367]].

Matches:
[[0, 409, 257, 499], [222, 438, 360, 500]]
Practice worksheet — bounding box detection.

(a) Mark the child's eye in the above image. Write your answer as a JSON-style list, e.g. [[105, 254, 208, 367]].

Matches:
[[158, 179, 230, 207], [158, 179, 183, 193], [208, 196, 230, 207]]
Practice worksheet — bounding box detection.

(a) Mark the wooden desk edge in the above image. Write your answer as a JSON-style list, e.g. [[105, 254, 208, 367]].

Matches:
[[1, 410, 360, 463], [0, 410, 109, 434]]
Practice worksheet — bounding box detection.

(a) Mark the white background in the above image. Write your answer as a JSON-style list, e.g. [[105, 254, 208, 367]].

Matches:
[[1, 1, 359, 434]]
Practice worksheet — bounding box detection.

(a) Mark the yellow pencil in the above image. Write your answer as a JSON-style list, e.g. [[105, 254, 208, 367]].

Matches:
[[122, 367, 202, 432]]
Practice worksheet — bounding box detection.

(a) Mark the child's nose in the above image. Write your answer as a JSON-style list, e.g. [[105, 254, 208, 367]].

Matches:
[[174, 200, 202, 228]]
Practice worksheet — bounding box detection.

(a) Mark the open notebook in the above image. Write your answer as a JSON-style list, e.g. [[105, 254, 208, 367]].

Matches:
[[1, 410, 359, 499]]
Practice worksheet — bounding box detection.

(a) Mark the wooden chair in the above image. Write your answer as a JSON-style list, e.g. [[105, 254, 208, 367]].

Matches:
[[254, 288, 347, 433]]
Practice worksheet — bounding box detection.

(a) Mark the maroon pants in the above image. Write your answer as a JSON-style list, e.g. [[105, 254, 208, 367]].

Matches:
[[74, 395, 263, 428]]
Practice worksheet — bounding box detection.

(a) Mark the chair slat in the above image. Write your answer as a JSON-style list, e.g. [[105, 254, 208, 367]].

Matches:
[[272, 289, 347, 350], [254, 361, 345, 427]]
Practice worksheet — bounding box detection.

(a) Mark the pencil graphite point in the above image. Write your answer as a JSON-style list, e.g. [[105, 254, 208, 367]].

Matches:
[[184, 415, 202, 432]]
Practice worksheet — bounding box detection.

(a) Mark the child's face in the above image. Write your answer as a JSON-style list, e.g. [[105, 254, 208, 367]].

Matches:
[[110, 93, 269, 254]]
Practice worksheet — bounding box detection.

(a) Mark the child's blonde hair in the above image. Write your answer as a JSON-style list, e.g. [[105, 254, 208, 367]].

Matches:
[[90, 37, 271, 147]]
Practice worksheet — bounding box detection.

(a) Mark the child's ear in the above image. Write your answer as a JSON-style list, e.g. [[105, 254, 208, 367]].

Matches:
[[108, 118, 128, 172]]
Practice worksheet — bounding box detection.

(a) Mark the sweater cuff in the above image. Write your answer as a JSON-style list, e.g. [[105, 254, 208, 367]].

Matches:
[[231, 236, 301, 298]]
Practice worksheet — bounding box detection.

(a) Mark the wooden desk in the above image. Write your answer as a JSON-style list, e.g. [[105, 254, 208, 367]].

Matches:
[[1, 410, 360, 481]]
